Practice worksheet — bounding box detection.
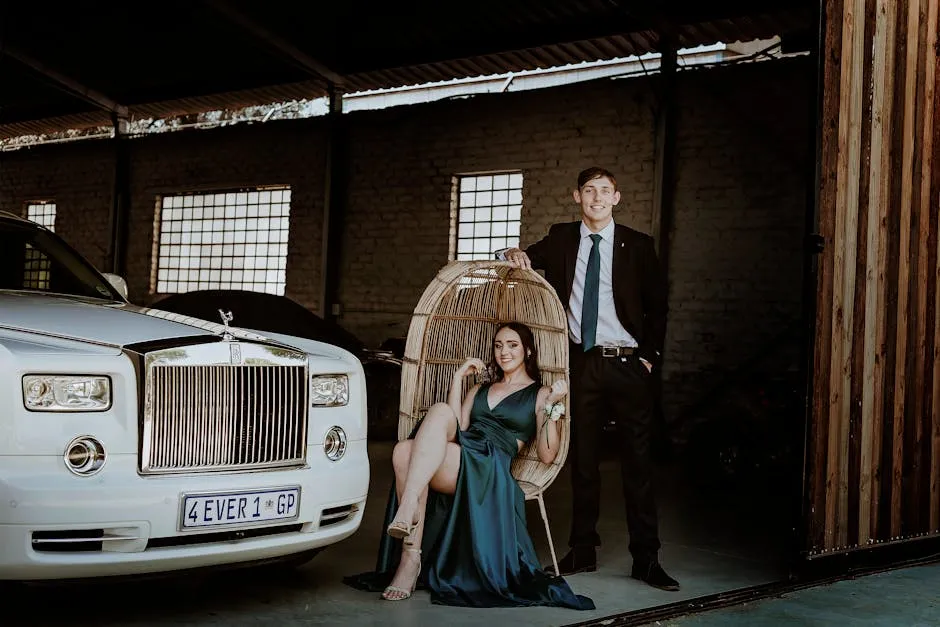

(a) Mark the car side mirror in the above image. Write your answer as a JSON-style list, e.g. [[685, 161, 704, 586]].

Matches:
[[102, 273, 129, 300]]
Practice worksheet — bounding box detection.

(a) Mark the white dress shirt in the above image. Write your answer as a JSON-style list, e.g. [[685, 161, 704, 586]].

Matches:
[[568, 220, 637, 347]]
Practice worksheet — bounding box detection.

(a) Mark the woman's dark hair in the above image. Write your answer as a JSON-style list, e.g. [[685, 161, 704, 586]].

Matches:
[[488, 321, 541, 382]]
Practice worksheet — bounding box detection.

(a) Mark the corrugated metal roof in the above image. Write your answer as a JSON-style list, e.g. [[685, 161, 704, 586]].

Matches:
[[0, 2, 816, 139], [342, 11, 809, 93]]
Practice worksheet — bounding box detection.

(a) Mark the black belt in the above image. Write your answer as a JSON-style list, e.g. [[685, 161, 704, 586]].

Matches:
[[592, 346, 636, 358]]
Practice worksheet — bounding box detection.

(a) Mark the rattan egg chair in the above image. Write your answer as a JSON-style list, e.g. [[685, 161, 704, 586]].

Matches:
[[398, 260, 570, 575]]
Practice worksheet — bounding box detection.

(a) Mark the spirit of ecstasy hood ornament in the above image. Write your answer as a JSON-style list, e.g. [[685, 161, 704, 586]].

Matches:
[[218, 309, 234, 341]]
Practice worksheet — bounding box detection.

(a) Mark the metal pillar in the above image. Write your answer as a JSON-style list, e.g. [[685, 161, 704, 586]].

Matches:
[[319, 84, 347, 320], [107, 113, 130, 276], [648, 27, 678, 460], [650, 28, 678, 268]]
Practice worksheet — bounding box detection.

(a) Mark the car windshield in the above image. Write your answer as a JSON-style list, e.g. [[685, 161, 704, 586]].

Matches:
[[0, 219, 122, 301]]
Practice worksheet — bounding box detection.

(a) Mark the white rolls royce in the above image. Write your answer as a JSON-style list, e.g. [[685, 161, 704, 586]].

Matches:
[[0, 211, 369, 580]]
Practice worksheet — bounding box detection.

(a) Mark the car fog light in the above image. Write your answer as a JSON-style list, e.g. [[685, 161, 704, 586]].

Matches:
[[323, 426, 347, 461], [64, 436, 106, 476]]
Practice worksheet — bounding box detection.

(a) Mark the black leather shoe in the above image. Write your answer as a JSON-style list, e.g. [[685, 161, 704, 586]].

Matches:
[[631, 561, 680, 591], [546, 547, 597, 576]]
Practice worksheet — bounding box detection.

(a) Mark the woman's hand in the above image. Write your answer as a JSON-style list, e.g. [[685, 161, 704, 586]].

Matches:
[[547, 379, 568, 405], [449, 358, 485, 432], [455, 357, 488, 380]]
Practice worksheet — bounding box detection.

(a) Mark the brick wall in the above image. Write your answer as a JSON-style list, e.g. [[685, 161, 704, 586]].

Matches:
[[338, 73, 656, 344], [663, 60, 813, 422], [0, 57, 813, 423], [124, 120, 329, 312], [0, 140, 116, 269], [338, 58, 813, 426]]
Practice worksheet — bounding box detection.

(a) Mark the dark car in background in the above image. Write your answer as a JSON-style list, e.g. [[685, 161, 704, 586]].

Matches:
[[154, 289, 402, 441]]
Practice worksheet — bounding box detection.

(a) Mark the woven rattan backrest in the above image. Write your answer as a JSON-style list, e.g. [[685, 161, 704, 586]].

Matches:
[[398, 260, 570, 492]]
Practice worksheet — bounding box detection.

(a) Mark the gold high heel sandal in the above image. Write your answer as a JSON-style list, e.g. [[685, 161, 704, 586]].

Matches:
[[382, 548, 422, 601], [386, 502, 419, 543], [386, 518, 419, 543]]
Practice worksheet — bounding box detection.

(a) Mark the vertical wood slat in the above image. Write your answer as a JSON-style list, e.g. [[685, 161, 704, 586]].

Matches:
[[925, 0, 940, 533], [812, 0, 940, 554], [929, 0, 940, 532], [848, 0, 878, 549], [811, 0, 843, 552], [911, 0, 935, 536], [827, 0, 866, 550], [859, 0, 897, 545], [923, 0, 939, 533], [890, 0, 923, 537], [903, 0, 921, 534], [877, 0, 909, 543]]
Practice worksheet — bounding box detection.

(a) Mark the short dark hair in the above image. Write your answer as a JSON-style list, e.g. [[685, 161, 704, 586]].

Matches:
[[488, 321, 541, 383], [577, 167, 618, 191]]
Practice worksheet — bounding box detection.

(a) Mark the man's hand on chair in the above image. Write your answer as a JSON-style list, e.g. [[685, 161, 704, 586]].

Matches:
[[503, 248, 532, 270]]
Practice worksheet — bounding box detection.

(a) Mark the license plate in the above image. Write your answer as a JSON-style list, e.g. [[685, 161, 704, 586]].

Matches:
[[180, 487, 301, 530]]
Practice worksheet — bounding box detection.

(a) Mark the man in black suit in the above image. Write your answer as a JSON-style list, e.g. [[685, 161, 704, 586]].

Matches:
[[500, 166, 678, 591]]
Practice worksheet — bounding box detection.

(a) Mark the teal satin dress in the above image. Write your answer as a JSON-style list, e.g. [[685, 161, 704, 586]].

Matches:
[[344, 381, 595, 610]]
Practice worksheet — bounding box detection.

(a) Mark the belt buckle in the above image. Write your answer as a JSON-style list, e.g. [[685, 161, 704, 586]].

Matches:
[[601, 346, 618, 357]]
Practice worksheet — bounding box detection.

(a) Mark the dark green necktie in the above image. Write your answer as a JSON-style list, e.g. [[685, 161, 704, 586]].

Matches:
[[582, 233, 602, 351]]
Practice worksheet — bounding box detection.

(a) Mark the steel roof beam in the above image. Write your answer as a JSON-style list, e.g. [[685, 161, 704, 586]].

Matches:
[[3, 45, 128, 118], [204, 0, 346, 87]]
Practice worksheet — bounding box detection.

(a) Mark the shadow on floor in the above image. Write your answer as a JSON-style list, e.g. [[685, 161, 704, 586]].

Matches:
[[6, 440, 791, 627]]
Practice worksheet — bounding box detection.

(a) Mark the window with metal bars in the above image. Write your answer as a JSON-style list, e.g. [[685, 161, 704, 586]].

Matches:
[[26, 201, 56, 231], [24, 201, 56, 289], [153, 187, 291, 295], [453, 172, 522, 261]]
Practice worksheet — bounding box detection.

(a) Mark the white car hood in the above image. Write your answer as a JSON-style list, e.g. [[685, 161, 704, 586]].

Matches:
[[0, 291, 270, 348]]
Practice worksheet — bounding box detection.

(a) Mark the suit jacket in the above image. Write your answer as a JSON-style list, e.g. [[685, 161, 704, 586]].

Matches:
[[524, 221, 668, 368]]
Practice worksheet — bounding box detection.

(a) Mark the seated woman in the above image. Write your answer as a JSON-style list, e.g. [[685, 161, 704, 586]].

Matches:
[[344, 322, 594, 610]]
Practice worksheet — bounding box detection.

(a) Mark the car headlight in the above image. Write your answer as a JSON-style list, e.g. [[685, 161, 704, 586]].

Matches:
[[22, 375, 112, 412], [310, 375, 349, 407]]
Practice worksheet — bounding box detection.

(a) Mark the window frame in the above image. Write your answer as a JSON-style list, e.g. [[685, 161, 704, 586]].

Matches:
[[25, 200, 57, 231], [451, 171, 523, 261], [151, 185, 292, 296]]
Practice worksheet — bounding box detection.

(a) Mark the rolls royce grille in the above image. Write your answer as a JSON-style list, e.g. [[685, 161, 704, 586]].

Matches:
[[141, 363, 308, 474]]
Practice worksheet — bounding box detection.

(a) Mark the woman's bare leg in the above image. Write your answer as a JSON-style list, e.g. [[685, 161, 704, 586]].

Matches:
[[384, 442, 461, 600], [389, 402, 459, 528]]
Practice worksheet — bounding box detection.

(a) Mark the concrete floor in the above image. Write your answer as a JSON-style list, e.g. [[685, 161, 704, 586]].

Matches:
[[10, 441, 790, 627], [651, 562, 940, 626]]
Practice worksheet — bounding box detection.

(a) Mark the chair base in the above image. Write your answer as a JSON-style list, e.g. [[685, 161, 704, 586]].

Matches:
[[527, 490, 559, 577]]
